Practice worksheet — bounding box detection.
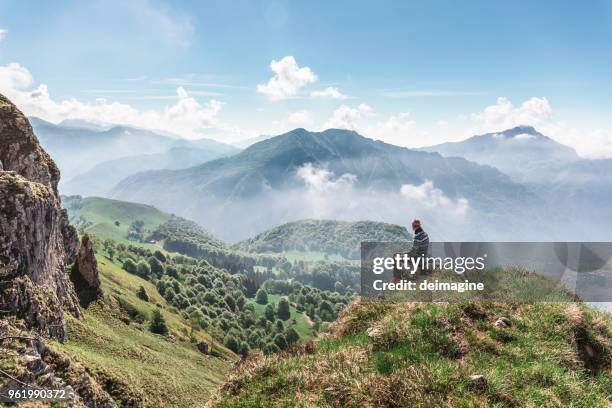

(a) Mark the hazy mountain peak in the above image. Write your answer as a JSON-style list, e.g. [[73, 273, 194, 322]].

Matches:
[[421, 126, 580, 184], [321, 128, 361, 136], [111, 125, 546, 241], [58, 117, 113, 132], [495, 125, 541, 138], [27, 116, 56, 128]]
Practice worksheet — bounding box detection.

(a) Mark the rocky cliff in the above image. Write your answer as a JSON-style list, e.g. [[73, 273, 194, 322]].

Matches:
[[71, 234, 102, 306], [0, 93, 81, 341]]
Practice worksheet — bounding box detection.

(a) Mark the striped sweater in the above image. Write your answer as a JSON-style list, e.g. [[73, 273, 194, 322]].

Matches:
[[408, 227, 429, 258]]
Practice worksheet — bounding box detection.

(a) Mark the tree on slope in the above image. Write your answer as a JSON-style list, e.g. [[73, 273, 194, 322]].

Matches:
[[256, 288, 268, 305], [149, 308, 168, 336], [277, 298, 291, 320]]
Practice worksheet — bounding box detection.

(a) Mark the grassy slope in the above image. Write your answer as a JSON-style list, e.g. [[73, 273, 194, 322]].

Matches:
[[64, 196, 172, 243], [54, 253, 235, 407], [249, 294, 314, 341], [210, 279, 612, 407]]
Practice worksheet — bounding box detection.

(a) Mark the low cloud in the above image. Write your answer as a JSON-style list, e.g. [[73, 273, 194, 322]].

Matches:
[[400, 181, 469, 216], [0, 62, 239, 140], [0, 29, 7, 42], [256, 56, 317, 101], [287, 164, 470, 237], [296, 163, 357, 193], [310, 86, 347, 99], [513, 133, 537, 140], [577, 129, 612, 158]]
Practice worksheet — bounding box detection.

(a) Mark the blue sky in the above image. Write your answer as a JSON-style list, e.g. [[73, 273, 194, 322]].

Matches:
[[0, 0, 611, 155]]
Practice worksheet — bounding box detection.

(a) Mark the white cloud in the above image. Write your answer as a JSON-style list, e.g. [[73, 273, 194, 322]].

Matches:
[[570, 129, 612, 158], [290, 165, 470, 234], [465, 96, 611, 154], [400, 180, 469, 215], [256, 56, 317, 101], [287, 110, 314, 126], [363, 112, 415, 144], [513, 133, 536, 140], [296, 163, 357, 193], [0, 29, 7, 42], [0, 62, 236, 140], [322, 104, 417, 146], [470, 96, 556, 131], [310, 86, 347, 99], [0, 63, 33, 90], [324, 103, 373, 130]]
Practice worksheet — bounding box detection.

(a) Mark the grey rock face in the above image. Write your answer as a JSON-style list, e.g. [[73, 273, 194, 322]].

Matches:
[[71, 235, 102, 306], [0, 93, 81, 341], [0, 320, 116, 407]]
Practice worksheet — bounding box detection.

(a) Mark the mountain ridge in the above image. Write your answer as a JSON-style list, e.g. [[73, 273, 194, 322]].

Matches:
[[421, 126, 612, 239], [30, 116, 240, 188], [111, 127, 556, 242], [420, 125, 580, 181], [233, 219, 411, 259]]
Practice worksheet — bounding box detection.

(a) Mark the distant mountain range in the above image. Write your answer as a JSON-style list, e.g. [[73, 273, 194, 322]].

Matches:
[[422, 126, 612, 240], [110, 128, 558, 242], [62, 145, 240, 196], [420, 126, 579, 183], [29, 117, 240, 195], [40, 118, 611, 242]]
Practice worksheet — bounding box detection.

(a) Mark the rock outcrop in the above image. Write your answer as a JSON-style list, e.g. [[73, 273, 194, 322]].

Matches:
[[71, 235, 102, 306], [0, 320, 115, 407], [0, 93, 81, 341]]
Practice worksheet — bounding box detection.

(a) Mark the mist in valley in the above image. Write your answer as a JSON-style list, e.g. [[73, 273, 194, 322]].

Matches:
[[34, 120, 610, 244]]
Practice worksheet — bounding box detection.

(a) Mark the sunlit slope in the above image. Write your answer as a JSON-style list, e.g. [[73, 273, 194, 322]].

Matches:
[[56, 252, 235, 407], [210, 271, 612, 407]]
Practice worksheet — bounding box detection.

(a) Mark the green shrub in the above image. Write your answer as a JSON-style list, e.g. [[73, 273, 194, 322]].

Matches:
[[136, 260, 151, 278], [223, 334, 240, 354], [264, 304, 275, 321], [285, 328, 300, 344], [122, 258, 137, 274], [255, 288, 268, 305], [137, 285, 149, 301], [277, 298, 291, 320], [149, 309, 168, 336], [273, 333, 288, 350]]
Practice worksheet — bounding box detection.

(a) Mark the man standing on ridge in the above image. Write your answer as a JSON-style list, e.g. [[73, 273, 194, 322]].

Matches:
[[392, 219, 430, 283]]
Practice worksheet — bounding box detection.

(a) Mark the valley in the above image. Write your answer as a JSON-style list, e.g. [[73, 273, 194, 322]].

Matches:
[[1, 93, 610, 407]]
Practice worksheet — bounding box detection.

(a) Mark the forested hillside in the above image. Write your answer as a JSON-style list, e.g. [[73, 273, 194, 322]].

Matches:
[[62, 196, 357, 356], [234, 219, 411, 259], [56, 247, 235, 406], [95, 235, 352, 358]]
